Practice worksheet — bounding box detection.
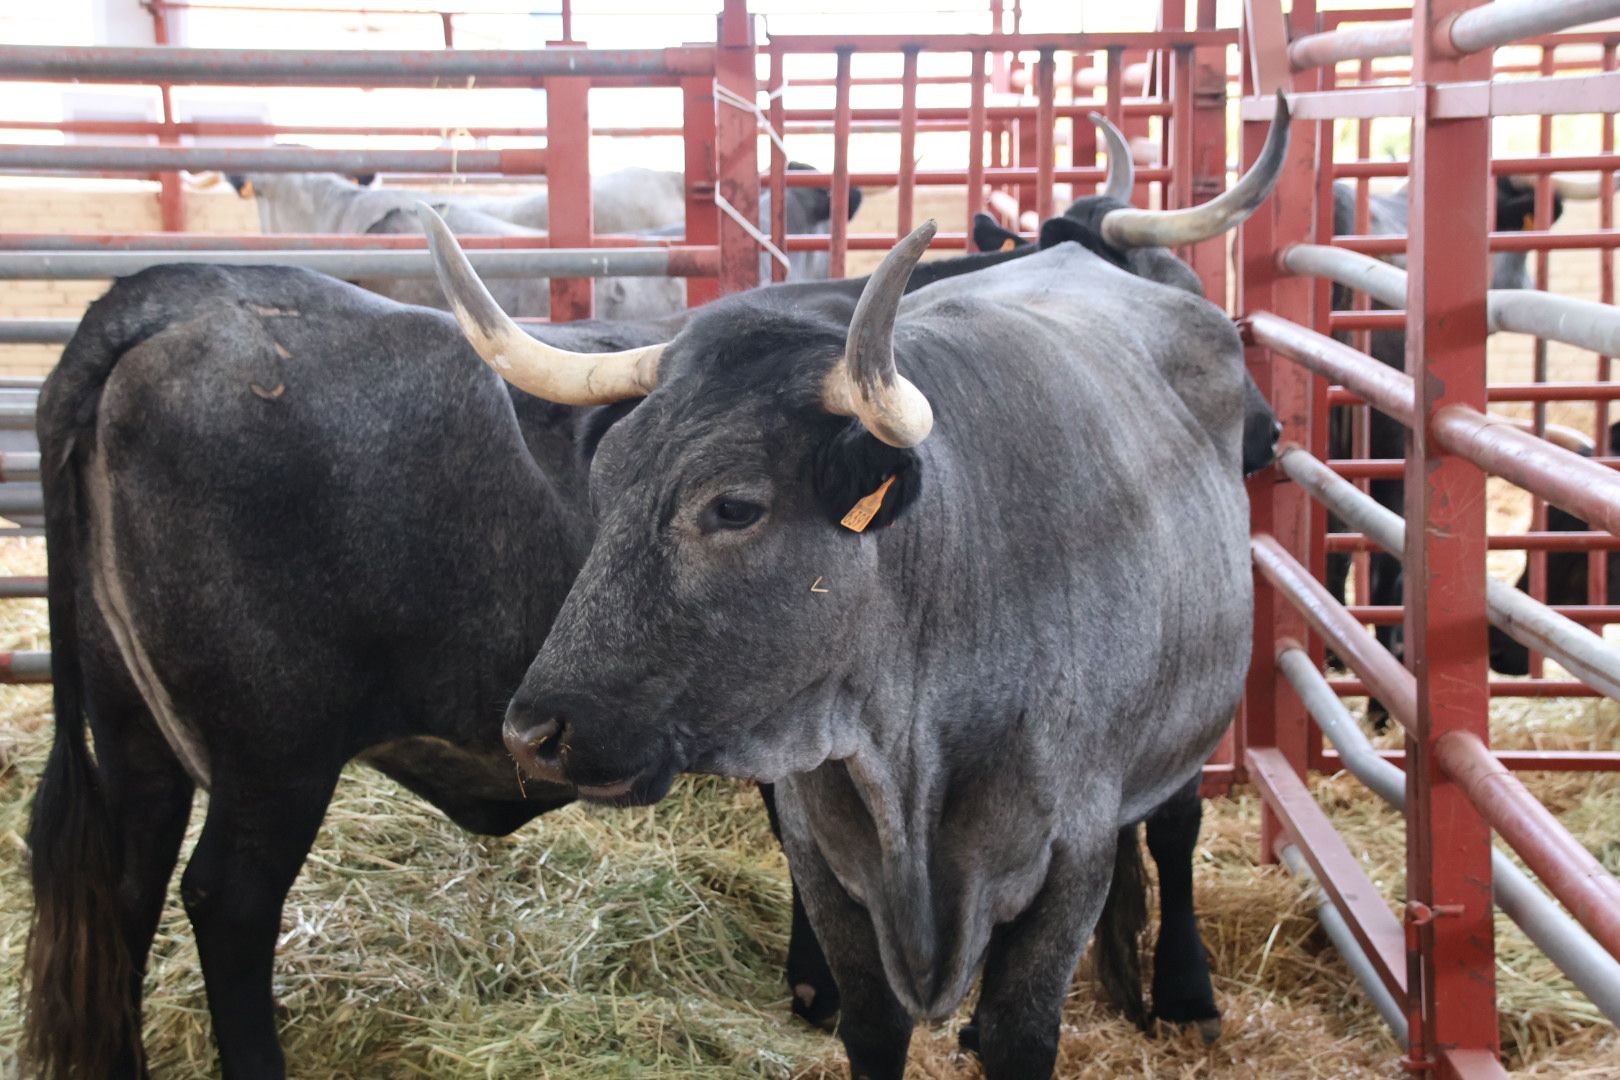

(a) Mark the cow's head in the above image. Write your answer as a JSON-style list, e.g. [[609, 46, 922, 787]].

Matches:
[[225, 171, 377, 233], [771, 161, 864, 281], [415, 98, 1287, 802]]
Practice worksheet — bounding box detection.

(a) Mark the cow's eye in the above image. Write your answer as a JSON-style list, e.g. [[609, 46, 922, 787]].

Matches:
[[701, 497, 766, 532]]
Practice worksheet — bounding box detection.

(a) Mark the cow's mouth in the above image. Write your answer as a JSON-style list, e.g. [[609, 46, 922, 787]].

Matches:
[[573, 761, 677, 807], [503, 705, 681, 806]]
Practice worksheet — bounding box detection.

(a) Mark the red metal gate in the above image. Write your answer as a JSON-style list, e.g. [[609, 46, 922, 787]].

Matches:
[[1237, 2, 1620, 1075]]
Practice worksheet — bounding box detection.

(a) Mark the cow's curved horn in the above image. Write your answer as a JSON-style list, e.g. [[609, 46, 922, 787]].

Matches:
[[823, 220, 936, 448], [1087, 112, 1135, 202], [1100, 91, 1290, 249], [1548, 173, 1620, 201], [416, 203, 662, 405]]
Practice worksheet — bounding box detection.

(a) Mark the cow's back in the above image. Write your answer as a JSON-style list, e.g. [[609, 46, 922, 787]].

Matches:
[[899, 244, 1252, 812], [45, 265, 587, 764]]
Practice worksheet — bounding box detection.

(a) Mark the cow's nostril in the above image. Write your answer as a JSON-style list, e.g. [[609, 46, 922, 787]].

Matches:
[[503, 715, 569, 782]]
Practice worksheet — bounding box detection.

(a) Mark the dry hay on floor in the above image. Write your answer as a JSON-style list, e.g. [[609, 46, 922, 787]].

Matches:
[[0, 530, 1615, 1078]]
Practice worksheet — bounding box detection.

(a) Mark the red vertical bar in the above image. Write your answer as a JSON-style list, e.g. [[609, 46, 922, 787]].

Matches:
[[1353, 57, 1374, 610], [768, 44, 788, 284], [1170, 44, 1194, 268], [560, 0, 573, 41], [1070, 50, 1099, 179], [967, 49, 986, 240], [1306, 56, 1336, 775], [148, 5, 184, 232], [714, 0, 759, 296], [682, 75, 719, 307], [1406, 1, 1499, 1073], [1105, 47, 1126, 202], [1188, 11, 1227, 300], [1596, 44, 1617, 608], [1034, 49, 1055, 223], [544, 65, 591, 321], [1528, 45, 1556, 677], [898, 47, 919, 237], [830, 47, 853, 279], [1238, 0, 1313, 863], [440, 12, 455, 48]]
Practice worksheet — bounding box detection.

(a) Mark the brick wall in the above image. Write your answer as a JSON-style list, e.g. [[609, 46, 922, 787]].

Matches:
[[0, 179, 257, 375]]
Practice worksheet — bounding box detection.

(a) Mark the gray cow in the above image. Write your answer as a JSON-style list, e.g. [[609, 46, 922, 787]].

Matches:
[[228, 172, 682, 318], [428, 100, 1290, 1080], [230, 164, 860, 317]]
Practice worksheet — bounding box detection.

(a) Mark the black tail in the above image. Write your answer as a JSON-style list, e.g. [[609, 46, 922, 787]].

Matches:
[[23, 278, 175, 1078], [1095, 824, 1151, 1031]]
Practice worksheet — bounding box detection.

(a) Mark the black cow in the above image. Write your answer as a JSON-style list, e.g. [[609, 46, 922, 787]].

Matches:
[[1490, 421, 1618, 675], [1326, 176, 1563, 685], [19, 228, 1049, 1079]]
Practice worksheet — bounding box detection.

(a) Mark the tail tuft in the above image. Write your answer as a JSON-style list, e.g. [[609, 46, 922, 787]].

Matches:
[[1094, 824, 1150, 1031]]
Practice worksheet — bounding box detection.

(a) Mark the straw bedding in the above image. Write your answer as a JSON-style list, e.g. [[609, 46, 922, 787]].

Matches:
[[0, 535, 1614, 1078]]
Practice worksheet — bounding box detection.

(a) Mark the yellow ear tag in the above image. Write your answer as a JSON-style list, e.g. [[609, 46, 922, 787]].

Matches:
[[239, 180, 255, 199], [840, 474, 897, 533], [999, 238, 1017, 252], [1522, 212, 1535, 231]]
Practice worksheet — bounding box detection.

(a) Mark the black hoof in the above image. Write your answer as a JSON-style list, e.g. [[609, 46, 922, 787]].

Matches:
[[791, 981, 840, 1032]]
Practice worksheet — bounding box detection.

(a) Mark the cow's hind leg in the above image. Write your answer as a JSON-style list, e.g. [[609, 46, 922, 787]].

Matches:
[[1145, 775, 1220, 1041], [95, 698, 197, 1077], [759, 782, 840, 1029], [180, 759, 341, 1080]]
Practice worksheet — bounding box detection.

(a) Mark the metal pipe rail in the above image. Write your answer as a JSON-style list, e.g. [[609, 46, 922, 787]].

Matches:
[[1286, 242, 1620, 360], [0, 247, 711, 281], [1247, 311, 1620, 537], [1, 453, 39, 483], [1339, 231, 1620, 256], [0, 577, 45, 599], [0, 43, 713, 87], [1278, 842, 1411, 1046], [1251, 533, 1418, 729], [0, 145, 547, 176], [1287, 0, 1620, 72], [1437, 730, 1620, 962], [1278, 647, 1620, 1025], [1278, 446, 1620, 704], [0, 651, 49, 684], [0, 320, 79, 345], [1255, 532, 1620, 965], [1281, 243, 1406, 308], [0, 233, 685, 252]]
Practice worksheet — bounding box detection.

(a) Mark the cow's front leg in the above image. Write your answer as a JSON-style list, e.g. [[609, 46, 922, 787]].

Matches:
[[973, 834, 1113, 1080], [758, 783, 840, 1029], [784, 840, 912, 1080]]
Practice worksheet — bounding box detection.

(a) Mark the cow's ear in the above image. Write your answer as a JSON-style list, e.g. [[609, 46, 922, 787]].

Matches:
[[1494, 176, 1538, 233], [577, 399, 642, 463], [846, 185, 864, 220], [349, 172, 378, 188], [1039, 216, 1131, 270], [973, 212, 1023, 252], [227, 173, 251, 196], [809, 423, 924, 531]]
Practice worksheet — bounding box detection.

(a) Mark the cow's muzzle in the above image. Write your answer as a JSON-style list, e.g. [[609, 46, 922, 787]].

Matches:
[[503, 715, 569, 787], [502, 709, 671, 804]]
